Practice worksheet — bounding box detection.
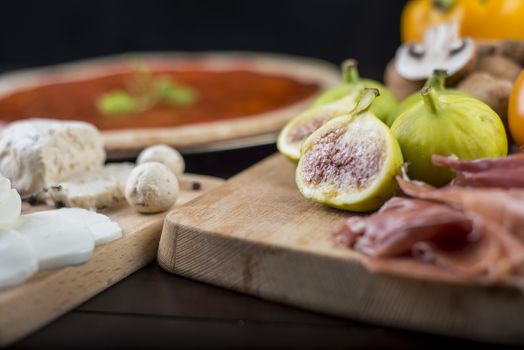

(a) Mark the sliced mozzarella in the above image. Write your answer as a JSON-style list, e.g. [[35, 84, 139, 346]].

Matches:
[[88, 221, 122, 245], [0, 177, 22, 227], [16, 211, 95, 270], [0, 176, 11, 193], [55, 208, 122, 245], [0, 229, 38, 289]]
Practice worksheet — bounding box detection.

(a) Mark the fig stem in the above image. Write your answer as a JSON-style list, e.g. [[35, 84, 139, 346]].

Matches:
[[421, 86, 441, 115], [352, 87, 380, 115], [341, 59, 360, 84], [424, 69, 447, 91]]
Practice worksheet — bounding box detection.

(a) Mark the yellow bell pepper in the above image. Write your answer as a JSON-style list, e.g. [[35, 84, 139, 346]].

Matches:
[[473, 0, 524, 40], [401, 0, 524, 43], [509, 69, 524, 146]]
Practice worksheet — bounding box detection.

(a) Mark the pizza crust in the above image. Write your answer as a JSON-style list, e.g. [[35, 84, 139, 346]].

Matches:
[[0, 52, 340, 156]]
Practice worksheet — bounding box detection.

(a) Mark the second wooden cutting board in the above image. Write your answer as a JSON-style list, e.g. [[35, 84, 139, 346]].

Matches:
[[0, 174, 224, 347], [158, 154, 524, 345]]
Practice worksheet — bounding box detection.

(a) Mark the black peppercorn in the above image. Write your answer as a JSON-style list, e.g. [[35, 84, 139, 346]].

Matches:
[[27, 195, 38, 206], [192, 182, 201, 190]]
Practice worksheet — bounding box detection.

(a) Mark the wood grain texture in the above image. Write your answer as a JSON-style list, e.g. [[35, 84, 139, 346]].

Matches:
[[158, 154, 524, 345], [0, 173, 224, 346]]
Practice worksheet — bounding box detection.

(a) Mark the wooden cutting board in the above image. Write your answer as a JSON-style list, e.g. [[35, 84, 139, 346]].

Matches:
[[158, 154, 524, 345], [0, 173, 224, 346]]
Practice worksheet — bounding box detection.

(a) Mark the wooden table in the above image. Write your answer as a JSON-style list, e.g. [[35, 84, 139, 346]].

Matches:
[[10, 145, 506, 349]]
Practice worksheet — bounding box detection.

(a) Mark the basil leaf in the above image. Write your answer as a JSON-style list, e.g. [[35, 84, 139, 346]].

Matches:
[[97, 91, 138, 115], [154, 78, 197, 106]]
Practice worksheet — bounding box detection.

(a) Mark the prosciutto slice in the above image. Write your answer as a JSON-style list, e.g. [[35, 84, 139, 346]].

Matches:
[[397, 176, 524, 243], [333, 197, 524, 283], [432, 154, 524, 188], [333, 154, 524, 286], [334, 197, 474, 257]]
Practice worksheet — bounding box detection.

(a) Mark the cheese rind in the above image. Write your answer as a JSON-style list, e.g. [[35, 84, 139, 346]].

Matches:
[[0, 119, 105, 194]]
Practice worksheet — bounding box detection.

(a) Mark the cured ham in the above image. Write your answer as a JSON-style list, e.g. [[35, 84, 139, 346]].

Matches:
[[334, 197, 524, 283], [432, 154, 524, 188], [332, 153, 524, 286], [334, 197, 474, 257], [397, 176, 524, 242]]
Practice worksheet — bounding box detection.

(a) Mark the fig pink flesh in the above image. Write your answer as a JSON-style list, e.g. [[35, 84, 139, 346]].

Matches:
[[288, 117, 328, 143], [301, 128, 385, 190]]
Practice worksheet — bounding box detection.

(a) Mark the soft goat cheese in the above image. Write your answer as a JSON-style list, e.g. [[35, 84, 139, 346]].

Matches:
[[0, 176, 122, 289], [0, 118, 105, 195], [45, 163, 135, 210]]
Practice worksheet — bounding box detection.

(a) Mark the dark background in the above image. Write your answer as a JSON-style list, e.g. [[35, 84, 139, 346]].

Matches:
[[0, 0, 407, 80]]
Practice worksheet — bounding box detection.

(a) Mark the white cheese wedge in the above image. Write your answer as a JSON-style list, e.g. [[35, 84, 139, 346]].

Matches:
[[0, 119, 105, 194], [0, 229, 38, 289], [0, 177, 22, 228], [45, 163, 134, 210], [55, 208, 122, 245], [16, 211, 95, 270]]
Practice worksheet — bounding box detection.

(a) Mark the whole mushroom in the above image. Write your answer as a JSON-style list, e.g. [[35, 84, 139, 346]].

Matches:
[[137, 144, 185, 177], [125, 162, 179, 214], [457, 72, 513, 125], [385, 23, 524, 125]]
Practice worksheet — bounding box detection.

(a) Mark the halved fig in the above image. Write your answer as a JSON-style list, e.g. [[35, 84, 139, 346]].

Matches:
[[277, 84, 365, 161], [296, 89, 403, 212], [311, 59, 398, 123]]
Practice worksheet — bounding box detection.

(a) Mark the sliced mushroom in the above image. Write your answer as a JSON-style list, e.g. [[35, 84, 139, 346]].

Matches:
[[395, 22, 476, 81]]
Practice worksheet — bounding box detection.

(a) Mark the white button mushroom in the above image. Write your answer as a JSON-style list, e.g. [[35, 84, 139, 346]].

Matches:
[[125, 162, 179, 214], [136, 144, 185, 177], [394, 22, 475, 81]]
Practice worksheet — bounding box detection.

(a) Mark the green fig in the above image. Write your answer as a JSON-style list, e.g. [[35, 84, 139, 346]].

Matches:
[[278, 84, 365, 161], [296, 88, 403, 212], [312, 59, 398, 124], [391, 86, 508, 187], [386, 69, 469, 126]]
